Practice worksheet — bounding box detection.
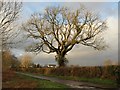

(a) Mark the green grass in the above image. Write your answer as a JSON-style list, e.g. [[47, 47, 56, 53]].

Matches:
[[17, 71, 118, 88], [58, 76, 117, 86], [16, 73, 70, 88], [55, 76, 116, 84], [29, 73, 117, 88], [77, 78, 116, 86], [17, 74, 117, 89], [3, 70, 70, 88], [56, 76, 117, 87]]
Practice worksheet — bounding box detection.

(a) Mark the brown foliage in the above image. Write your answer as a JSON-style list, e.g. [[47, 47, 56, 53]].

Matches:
[[2, 50, 20, 71], [20, 54, 32, 69], [21, 65, 120, 80], [2, 50, 12, 67], [2, 69, 37, 88], [2, 70, 15, 82]]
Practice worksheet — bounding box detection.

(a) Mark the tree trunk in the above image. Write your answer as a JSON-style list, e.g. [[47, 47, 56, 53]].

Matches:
[[55, 54, 68, 67]]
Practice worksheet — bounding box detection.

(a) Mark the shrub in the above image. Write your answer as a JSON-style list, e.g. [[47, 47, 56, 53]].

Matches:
[[16, 65, 120, 81]]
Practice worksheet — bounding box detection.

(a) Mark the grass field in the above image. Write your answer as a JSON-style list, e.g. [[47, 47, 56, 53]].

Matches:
[[56, 76, 117, 87], [2, 70, 70, 88], [27, 72, 118, 88]]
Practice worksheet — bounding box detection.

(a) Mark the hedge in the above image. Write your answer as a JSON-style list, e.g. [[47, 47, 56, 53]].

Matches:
[[16, 65, 120, 81]]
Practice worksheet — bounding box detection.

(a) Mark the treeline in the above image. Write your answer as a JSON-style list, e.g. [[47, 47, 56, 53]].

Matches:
[[3, 50, 37, 69]]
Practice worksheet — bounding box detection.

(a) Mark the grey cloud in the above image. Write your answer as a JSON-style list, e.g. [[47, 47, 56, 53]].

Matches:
[[10, 2, 118, 66], [69, 44, 118, 65], [30, 44, 118, 66], [33, 53, 56, 65], [59, 2, 118, 18]]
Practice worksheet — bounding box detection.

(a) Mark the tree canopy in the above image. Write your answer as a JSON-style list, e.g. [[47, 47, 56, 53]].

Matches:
[[23, 6, 107, 67]]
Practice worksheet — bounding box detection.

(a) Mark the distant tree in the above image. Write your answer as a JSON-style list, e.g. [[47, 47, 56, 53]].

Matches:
[[0, 1, 22, 48], [36, 64, 40, 68], [104, 59, 112, 66], [2, 50, 12, 69], [20, 54, 32, 68], [112, 61, 118, 65], [31, 63, 36, 68], [2, 50, 19, 70], [23, 6, 108, 67], [10, 55, 20, 68]]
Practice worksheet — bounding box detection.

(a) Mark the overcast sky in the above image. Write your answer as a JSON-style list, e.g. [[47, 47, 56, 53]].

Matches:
[[11, 2, 118, 66]]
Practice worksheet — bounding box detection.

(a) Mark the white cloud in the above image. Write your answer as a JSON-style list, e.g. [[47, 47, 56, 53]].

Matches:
[[11, 2, 118, 66], [104, 16, 118, 50]]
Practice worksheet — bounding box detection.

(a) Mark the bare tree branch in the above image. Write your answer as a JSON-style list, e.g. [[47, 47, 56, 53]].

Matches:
[[22, 6, 108, 67], [0, 1, 22, 48]]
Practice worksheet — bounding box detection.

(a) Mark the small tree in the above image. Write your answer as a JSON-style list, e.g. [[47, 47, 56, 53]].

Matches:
[[20, 54, 32, 68], [2, 50, 12, 69], [104, 59, 113, 66], [23, 6, 107, 67], [2, 50, 19, 70]]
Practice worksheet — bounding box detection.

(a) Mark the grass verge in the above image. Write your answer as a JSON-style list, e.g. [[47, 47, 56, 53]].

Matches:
[[2, 70, 70, 88], [57, 76, 117, 87], [27, 72, 117, 88]]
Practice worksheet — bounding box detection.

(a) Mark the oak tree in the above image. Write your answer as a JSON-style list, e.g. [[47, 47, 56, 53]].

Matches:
[[23, 6, 107, 67]]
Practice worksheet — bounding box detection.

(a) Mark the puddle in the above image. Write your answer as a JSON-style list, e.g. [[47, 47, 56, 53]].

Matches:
[[67, 84, 95, 88]]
